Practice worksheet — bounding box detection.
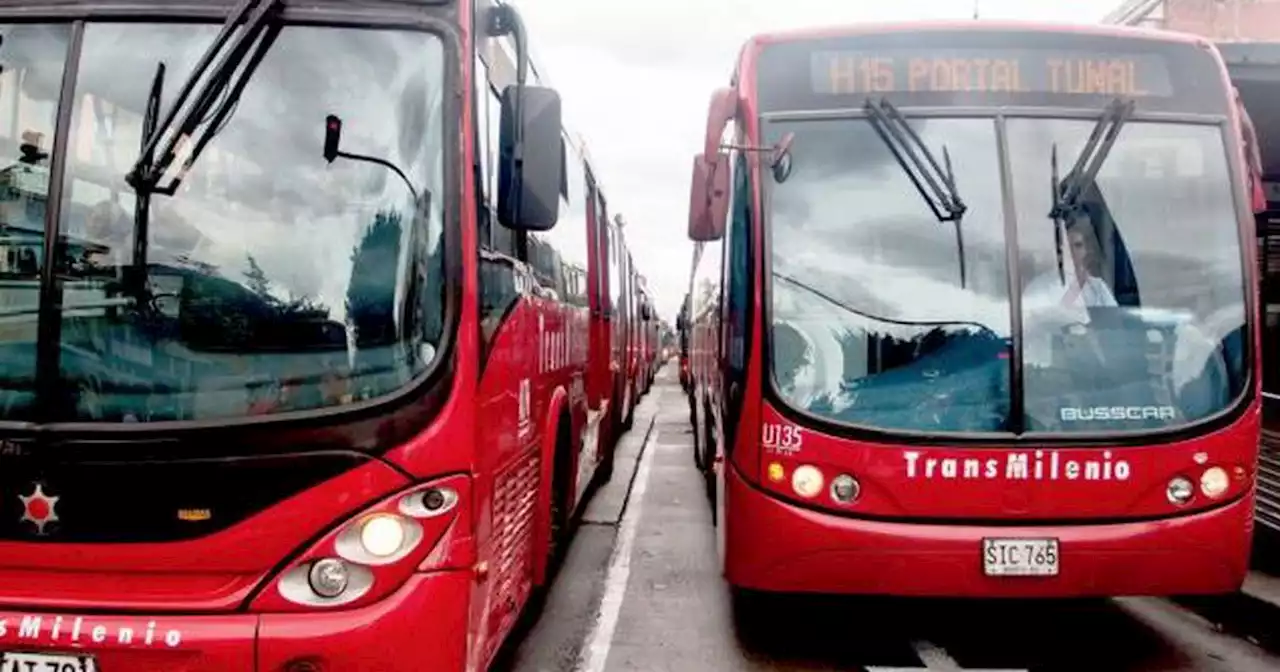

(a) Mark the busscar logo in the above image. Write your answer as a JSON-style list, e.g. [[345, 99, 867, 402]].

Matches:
[[1060, 406, 1176, 422], [18, 484, 59, 535]]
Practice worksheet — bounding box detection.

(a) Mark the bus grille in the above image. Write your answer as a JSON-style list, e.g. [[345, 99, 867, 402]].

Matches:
[[485, 447, 541, 654], [1259, 431, 1280, 533]]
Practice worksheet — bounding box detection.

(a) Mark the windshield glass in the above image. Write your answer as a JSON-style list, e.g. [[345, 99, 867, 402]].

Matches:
[[1011, 119, 1246, 433], [0, 24, 71, 420], [766, 114, 1248, 436], [0, 22, 447, 423], [768, 117, 1013, 433]]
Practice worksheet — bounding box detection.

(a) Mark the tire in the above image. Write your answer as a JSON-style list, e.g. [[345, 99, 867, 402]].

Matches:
[[547, 414, 573, 568]]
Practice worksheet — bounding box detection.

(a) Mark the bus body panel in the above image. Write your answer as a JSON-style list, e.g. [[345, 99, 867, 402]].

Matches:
[[722, 463, 1252, 597], [0, 573, 471, 672], [0, 459, 410, 612], [756, 401, 1259, 521]]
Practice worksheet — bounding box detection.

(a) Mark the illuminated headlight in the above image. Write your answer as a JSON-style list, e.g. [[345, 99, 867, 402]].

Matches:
[[1200, 467, 1229, 498], [360, 514, 407, 557], [308, 558, 350, 598], [1167, 476, 1194, 505], [791, 465, 823, 498], [830, 474, 860, 504], [767, 462, 785, 483]]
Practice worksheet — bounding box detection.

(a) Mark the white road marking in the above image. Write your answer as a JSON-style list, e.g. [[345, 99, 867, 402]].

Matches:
[[864, 640, 1027, 672], [575, 426, 659, 672]]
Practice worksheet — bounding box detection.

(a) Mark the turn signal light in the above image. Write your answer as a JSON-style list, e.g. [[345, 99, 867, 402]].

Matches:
[[251, 475, 469, 612]]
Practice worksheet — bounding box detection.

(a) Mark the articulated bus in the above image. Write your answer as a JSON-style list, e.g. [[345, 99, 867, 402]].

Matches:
[[1215, 40, 1280, 540], [686, 21, 1261, 600], [0, 0, 646, 670]]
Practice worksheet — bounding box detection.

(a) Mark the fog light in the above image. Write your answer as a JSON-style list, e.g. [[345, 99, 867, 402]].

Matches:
[[359, 514, 406, 557], [791, 465, 823, 498], [1167, 476, 1194, 505], [767, 462, 785, 483], [1200, 467, 1229, 498], [308, 558, 350, 598], [830, 474, 860, 504]]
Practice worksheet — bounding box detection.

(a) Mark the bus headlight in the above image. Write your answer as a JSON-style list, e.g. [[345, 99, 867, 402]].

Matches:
[[308, 558, 350, 598], [1200, 467, 1229, 499], [830, 474, 860, 504], [360, 514, 407, 557], [1167, 476, 1194, 505], [791, 465, 823, 498]]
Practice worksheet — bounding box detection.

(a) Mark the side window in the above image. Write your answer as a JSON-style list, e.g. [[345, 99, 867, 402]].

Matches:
[[483, 80, 516, 257], [474, 30, 520, 357], [543, 135, 589, 305], [725, 149, 751, 371], [473, 51, 493, 251]]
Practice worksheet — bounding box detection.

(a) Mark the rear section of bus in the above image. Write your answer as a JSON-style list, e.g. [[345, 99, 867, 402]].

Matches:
[[1221, 41, 1280, 542], [697, 22, 1260, 598]]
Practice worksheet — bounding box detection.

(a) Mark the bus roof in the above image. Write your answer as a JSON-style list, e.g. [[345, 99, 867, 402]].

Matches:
[[741, 20, 1231, 116], [744, 19, 1214, 50]]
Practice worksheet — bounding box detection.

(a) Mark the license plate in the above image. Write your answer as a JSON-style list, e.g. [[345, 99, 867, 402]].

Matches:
[[982, 537, 1059, 577], [1, 651, 97, 672]]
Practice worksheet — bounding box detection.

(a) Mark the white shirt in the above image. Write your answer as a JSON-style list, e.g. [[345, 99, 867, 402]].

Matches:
[[1022, 263, 1117, 367]]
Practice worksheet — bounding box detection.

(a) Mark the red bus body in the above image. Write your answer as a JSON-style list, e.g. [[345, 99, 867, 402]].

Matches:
[[688, 21, 1261, 598], [0, 1, 645, 670]]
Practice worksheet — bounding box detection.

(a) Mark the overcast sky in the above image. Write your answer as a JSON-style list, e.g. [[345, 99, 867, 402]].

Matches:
[[514, 0, 1126, 323]]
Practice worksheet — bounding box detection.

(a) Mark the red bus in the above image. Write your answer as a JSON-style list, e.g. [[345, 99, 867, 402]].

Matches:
[[687, 21, 1261, 599], [0, 0, 644, 670], [636, 276, 659, 395]]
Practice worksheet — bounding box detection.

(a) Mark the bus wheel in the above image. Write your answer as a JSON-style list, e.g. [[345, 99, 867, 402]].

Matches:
[[621, 384, 635, 431], [701, 409, 717, 522], [547, 413, 573, 568], [729, 587, 772, 641], [691, 402, 703, 471]]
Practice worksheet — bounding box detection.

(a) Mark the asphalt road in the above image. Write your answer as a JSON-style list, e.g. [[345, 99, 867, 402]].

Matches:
[[497, 365, 1280, 672]]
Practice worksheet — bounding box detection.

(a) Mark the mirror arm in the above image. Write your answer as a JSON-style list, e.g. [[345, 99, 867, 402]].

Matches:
[[333, 149, 420, 204]]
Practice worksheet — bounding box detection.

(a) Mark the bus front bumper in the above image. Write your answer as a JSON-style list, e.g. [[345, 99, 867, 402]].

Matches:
[[724, 466, 1252, 598], [0, 571, 469, 672]]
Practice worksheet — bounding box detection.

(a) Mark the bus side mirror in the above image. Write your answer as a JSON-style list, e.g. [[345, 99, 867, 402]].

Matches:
[[499, 85, 563, 231], [641, 303, 652, 320], [688, 152, 728, 241]]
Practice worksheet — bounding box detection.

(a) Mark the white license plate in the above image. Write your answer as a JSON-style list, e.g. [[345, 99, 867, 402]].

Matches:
[[1, 651, 97, 672], [982, 537, 1060, 577]]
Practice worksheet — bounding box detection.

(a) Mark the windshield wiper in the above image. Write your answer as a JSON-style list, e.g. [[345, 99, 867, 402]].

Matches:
[[1048, 97, 1134, 283], [122, 62, 166, 302], [863, 97, 968, 288], [125, 0, 283, 196]]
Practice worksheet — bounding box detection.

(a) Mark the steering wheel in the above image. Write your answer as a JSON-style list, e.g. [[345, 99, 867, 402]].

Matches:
[[1057, 320, 1109, 372]]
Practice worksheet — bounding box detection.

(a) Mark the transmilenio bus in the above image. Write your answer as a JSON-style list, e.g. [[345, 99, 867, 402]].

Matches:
[[0, 0, 650, 670], [686, 21, 1261, 600]]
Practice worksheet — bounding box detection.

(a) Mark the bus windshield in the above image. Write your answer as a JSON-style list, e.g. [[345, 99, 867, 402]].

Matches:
[[0, 22, 447, 423], [767, 113, 1247, 436]]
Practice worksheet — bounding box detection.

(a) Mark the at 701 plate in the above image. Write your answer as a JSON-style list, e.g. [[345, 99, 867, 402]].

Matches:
[[2, 651, 97, 672], [982, 538, 1059, 577]]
